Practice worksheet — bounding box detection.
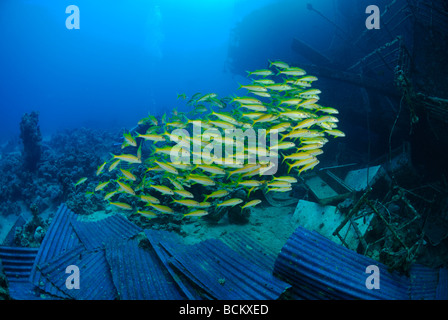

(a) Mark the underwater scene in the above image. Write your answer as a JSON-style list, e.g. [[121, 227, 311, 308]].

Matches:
[[1, 0, 448, 305]]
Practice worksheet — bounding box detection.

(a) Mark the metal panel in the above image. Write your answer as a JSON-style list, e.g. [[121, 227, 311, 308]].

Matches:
[[436, 268, 448, 300], [39, 246, 117, 300], [0, 246, 40, 300], [105, 237, 185, 300], [29, 204, 82, 299], [409, 264, 439, 300], [274, 226, 410, 300], [70, 213, 142, 251], [219, 232, 277, 273], [166, 238, 291, 300], [144, 229, 204, 300], [0, 246, 38, 282]]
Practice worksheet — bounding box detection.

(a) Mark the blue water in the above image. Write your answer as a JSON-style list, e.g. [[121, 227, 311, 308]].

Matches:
[[0, 0, 336, 143]]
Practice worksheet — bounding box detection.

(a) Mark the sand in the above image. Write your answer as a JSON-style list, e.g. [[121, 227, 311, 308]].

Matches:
[[181, 203, 298, 255]]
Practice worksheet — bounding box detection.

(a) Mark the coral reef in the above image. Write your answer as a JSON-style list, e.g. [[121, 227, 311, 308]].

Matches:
[[19, 111, 42, 171], [0, 127, 117, 224]]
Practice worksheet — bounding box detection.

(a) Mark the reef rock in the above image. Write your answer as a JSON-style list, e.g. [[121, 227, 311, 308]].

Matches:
[[19, 111, 42, 171]]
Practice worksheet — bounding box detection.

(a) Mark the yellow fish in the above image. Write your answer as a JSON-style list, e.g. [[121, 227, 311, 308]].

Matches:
[[238, 180, 264, 187], [267, 181, 292, 188], [281, 129, 313, 141], [278, 67, 306, 76], [147, 203, 174, 214], [198, 202, 212, 208], [117, 180, 135, 195], [239, 104, 267, 112], [155, 161, 179, 175], [266, 187, 292, 193], [246, 69, 273, 77], [120, 168, 136, 181], [195, 164, 226, 175], [298, 159, 320, 174], [137, 210, 157, 219], [293, 119, 318, 130], [210, 111, 240, 125], [325, 129, 345, 137], [253, 79, 275, 85], [108, 159, 121, 172], [104, 190, 118, 201], [267, 122, 292, 134], [140, 194, 160, 204], [239, 84, 268, 92], [242, 112, 266, 120], [316, 115, 339, 123], [228, 164, 261, 179], [137, 133, 166, 142], [273, 176, 298, 184], [253, 114, 278, 125], [112, 154, 141, 164], [296, 143, 323, 151], [186, 174, 215, 186], [241, 199, 262, 210], [318, 107, 339, 114], [150, 185, 174, 195], [279, 98, 303, 106], [279, 111, 312, 120], [282, 152, 313, 162], [95, 181, 110, 192], [109, 202, 133, 210], [96, 162, 107, 176], [123, 132, 137, 147], [232, 97, 263, 105], [173, 190, 194, 198], [183, 210, 209, 218], [270, 142, 295, 151], [249, 91, 271, 98], [217, 198, 243, 207], [74, 177, 88, 187], [269, 60, 290, 69], [203, 190, 229, 201], [265, 84, 293, 91], [299, 76, 318, 82], [307, 149, 324, 156], [172, 199, 201, 207], [287, 157, 317, 173], [208, 120, 236, 130], [299, 89, 322, 96]]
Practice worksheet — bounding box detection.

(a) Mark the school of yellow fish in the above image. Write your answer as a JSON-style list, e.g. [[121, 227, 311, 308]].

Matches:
[[81, 60, 344, 221]]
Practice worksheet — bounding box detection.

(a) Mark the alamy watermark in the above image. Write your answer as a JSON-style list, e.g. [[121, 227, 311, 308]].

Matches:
[[66, 5, 80, 30], [65, 265, 80, 289], [366, 5, 380, 30], [365, 265, 380, 290]]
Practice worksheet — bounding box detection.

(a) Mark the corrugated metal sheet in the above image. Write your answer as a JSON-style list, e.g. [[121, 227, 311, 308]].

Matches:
[[29, 204, 81, 299], [0, 246, 38, 282], [145, 229, 204, 300], [274, 226, 410, 300], [70, 214, 142, 251], [219, 232, 277, 272], [0, 246, 40, 300], [39, 246, 117, 300], [105, 237, 185, 300], [436, 268, 448, 300], [274, 226, 448, 300], [166, 238, 291, 300], [409, 264, 439, 300]]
